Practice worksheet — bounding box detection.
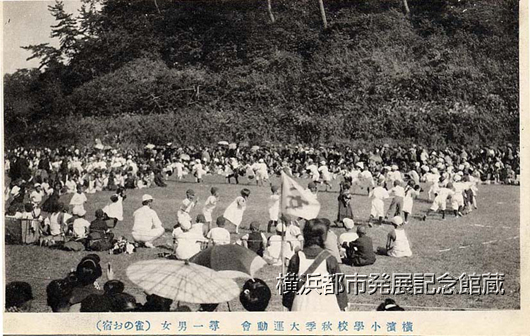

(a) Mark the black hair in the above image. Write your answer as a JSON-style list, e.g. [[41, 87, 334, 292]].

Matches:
[[239, 278, 271, 311], [5, 282, 33, 309], [46, 279, 74, 312], [303, 218, 328, 248]]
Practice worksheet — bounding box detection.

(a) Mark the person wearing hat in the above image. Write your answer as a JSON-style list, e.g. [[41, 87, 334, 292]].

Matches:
[[422, 182, 455, 221], [347, 225, 376, 266], [72, 209, 91, 240], [241, 221, 267, 257], [338, 218, 358, 260], [173, 214, 206, 260], [386, 216, 412, 258], [132, 195, 165, 248], [267, 185, 281, 233], [5, 281, 33, 312], [29, 183, 45, 208], [69, 254, 104, 311]]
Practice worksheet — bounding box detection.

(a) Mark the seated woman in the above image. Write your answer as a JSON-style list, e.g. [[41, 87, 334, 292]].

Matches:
[[385, 216, 412, 258], [282, 218, 348, 312], [86, 209, 115, 251]]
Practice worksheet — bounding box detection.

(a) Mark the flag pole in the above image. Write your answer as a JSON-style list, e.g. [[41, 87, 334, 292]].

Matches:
[[280, 170, 286, 312]]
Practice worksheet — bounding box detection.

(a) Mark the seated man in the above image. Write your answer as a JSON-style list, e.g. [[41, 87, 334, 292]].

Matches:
[[132, 195, 165, 248], [347, 225, 376, 266]]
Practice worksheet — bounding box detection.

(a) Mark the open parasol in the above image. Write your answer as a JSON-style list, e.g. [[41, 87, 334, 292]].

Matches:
[[126, 260, 240, 304], [218, 141, 229, 146], [251, 145, 260, 152], [190, 244, 267, 279], [145, 144, 155, 150]]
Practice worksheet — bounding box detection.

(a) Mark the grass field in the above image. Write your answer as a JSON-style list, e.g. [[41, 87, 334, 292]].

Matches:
[[4, 174, 520, 312]]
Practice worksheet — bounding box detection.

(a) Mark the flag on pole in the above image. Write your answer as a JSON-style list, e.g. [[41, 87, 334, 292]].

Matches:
[[280, 170, 320, 220]]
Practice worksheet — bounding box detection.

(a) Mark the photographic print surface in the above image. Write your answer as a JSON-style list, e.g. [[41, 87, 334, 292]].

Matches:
[[2, 0, 524, 334]]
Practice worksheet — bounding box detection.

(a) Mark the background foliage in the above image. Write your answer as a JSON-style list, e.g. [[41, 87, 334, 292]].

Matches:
[[4, 0, 519, 148]]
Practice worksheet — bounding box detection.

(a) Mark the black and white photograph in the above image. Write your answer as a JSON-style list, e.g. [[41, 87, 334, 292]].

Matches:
[[1, 0, 526, 334]]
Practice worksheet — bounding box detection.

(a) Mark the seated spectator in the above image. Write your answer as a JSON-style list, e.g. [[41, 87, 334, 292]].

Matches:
[[43, 202, 72, 239], [72, 209, 91, 241], [239, 278, 271, 311], [103, 194, 123, 228], [173, 219, 206, 260], [5, 281, 33, 312], [386, 216, 412, 258], [241, 221, 267, 257], [132, 195, 165, 248], [207, 216, 231, 246], [376, 298, 405, 311], [69, 254, 104, 312], [87, 209, 115, 251], [264, 223, 294, 266], [142, 294, 173, 312], [47, 279, 75, 312], [321, 218, 342, 263], [339, 218, 358, 260], [347, 225, 376, 266]]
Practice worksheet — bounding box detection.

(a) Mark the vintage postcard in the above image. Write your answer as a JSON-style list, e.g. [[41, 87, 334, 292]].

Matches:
[[1, 0, 528, 334]]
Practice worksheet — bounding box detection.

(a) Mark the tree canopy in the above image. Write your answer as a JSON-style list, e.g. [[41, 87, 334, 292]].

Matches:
[[4, 0, 519, 148]]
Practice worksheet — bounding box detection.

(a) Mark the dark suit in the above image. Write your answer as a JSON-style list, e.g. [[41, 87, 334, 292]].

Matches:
[[348, 235, 376, 266]]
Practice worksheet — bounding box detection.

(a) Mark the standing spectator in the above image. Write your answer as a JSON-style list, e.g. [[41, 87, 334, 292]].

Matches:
[[283, 218, 347, 311]]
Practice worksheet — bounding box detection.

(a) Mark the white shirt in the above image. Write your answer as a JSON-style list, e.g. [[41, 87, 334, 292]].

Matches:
[[30, 190, 45, 204], [103, 197, 123, 221], [207, 227, 230, 245], [73, 218, 91, 238], [389, 185, 405, 198], [133, 205, 163, 232], [45, 212, 73, 236], [70, 192, 87, 206]]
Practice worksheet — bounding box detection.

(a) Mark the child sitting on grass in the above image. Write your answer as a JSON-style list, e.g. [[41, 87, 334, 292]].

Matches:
[[207, 216, 231, 246], [241, 221, 267, 257]]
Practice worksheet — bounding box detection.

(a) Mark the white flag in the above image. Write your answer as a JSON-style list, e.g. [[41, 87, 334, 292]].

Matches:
[[281, 171, 320, 220]]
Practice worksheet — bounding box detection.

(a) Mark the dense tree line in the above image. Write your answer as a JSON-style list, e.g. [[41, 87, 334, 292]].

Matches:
[[4, 0, 518, 148]]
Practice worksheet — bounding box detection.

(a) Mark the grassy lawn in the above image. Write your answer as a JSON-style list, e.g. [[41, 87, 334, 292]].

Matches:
[[5, 174, 520, 312]]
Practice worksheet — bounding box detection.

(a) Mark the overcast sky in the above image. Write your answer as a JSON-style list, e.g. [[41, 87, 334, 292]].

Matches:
[[3, 0, 82, 74]]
